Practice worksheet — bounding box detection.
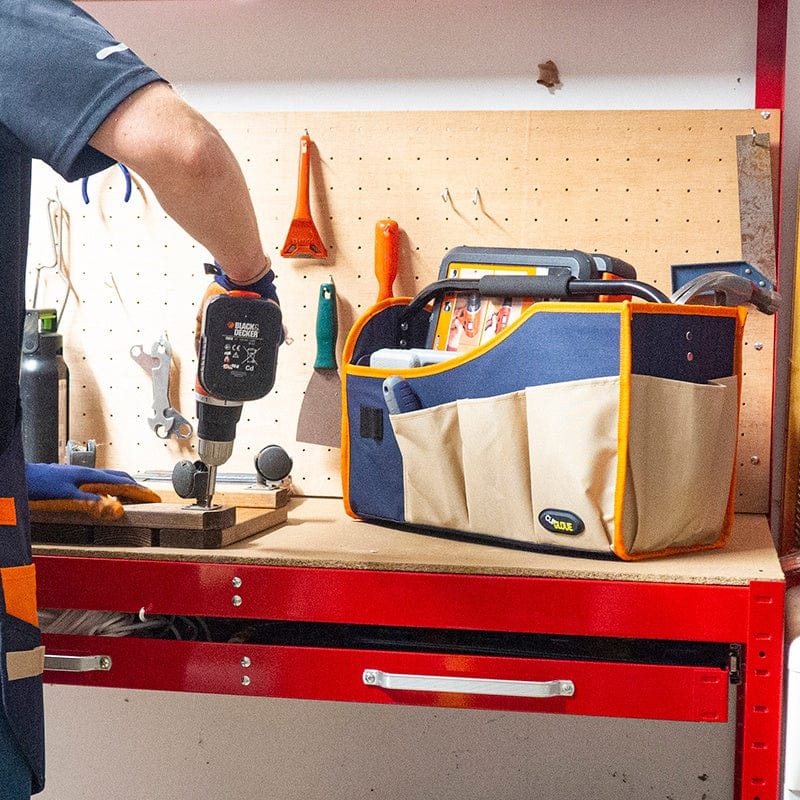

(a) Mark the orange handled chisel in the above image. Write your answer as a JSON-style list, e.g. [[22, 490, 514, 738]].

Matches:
[[374, 219, 399, 301]]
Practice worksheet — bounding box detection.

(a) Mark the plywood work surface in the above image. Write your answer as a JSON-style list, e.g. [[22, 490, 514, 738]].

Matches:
[[32, 497, 782, 586], [27, 109, 779, 510]]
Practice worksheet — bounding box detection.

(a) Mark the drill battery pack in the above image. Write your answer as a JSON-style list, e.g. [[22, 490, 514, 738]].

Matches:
[[198, 293, 283, 402]]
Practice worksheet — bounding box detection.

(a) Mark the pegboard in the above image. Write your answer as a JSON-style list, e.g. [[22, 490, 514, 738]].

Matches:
[[26, 109, 779, 509]]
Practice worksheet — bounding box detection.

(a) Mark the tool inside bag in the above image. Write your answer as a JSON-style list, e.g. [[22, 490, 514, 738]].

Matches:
[[341, 248, 746, 561]]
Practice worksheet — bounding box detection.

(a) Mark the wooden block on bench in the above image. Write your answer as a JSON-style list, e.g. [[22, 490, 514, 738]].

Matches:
[[29, 503, 287, 549]]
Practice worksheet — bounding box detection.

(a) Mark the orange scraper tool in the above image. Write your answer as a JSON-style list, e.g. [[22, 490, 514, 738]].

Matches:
[[374, 219, 399, 301], [281, 132, 328, 258]]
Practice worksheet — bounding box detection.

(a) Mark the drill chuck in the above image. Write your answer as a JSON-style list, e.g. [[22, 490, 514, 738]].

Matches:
[[195, 394, 242, 467], [196, 437, 235, 468]]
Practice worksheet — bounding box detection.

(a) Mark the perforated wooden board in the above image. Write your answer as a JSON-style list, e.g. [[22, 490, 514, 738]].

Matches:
[[27, 110, 778, 510]]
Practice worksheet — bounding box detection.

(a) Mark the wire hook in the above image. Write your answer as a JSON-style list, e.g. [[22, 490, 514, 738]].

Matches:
[[81, 162, 132, 204]]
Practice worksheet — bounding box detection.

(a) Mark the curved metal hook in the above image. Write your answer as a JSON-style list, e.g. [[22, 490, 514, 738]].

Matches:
[[81, 162, 132, 204]]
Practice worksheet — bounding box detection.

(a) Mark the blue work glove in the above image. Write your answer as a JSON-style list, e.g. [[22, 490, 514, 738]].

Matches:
[[197, 260, 284, 348], [26, 463, 161, 520], [205, 259, 280, 304]]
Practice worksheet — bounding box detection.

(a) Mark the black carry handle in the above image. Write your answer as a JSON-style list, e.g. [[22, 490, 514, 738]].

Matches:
[[591, 253, 637, 280], [478, 275, 669, 303], [401, 275, 669, 322]]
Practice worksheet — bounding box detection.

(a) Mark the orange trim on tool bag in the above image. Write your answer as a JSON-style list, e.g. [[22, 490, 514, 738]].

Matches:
[[1, 564, 39, 627], [627, 302, 742, 321], [341, 348, 355, 518], [612, 303, 634, 559], [0, 497, 16, 526], [715, 306, 749, 550]]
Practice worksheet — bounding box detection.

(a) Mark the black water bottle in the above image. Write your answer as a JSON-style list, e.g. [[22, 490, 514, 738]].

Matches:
[[20, 309, 69, 463]]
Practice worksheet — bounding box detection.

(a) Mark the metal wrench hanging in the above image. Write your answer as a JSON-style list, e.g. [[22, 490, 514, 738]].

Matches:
[[130, 333, 194, 440]]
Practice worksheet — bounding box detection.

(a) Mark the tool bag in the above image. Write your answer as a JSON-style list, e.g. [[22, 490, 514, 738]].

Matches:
[[341, 272, 745, 560]]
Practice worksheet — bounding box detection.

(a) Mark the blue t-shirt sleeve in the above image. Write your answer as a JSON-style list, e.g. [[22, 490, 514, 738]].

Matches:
[[0, 0, 164, 180]]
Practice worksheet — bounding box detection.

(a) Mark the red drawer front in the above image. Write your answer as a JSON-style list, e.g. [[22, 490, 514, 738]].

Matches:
[[43, 633, 728, 723]]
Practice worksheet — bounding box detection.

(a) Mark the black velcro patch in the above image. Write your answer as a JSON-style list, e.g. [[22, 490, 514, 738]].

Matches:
[[359, 406, 384, 441]]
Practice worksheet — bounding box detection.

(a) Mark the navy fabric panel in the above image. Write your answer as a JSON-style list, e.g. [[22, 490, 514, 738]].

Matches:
[[0, 425, 41, 792], [0, 709, 34, 798], [0, 424, 32, 568], [411, 311, 621, 407], [346, 308, 622, 523], [0, 611, 43, 795], [346, 374, 406, 521], [0, 151, 28, 457], [631, 313, 736, 384]]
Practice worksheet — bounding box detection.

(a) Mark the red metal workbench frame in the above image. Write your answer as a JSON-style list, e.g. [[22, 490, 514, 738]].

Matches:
[[34, 553, 785, 800], [756, 0, 787, 111]]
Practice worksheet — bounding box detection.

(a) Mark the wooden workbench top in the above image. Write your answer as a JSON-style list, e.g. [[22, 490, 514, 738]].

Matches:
[[31, 497, 783, 586]]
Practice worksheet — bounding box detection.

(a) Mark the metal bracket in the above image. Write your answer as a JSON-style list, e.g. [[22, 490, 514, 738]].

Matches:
[[728, 643, 743, 684], [44, 654, 112, 672]]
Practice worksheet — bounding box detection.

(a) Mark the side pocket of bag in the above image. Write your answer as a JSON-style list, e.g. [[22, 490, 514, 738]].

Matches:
[[623, 375, 739, 555], [457, 390, 534, 540], [389, 400, 470, 530], [525, 377, 622, 553]]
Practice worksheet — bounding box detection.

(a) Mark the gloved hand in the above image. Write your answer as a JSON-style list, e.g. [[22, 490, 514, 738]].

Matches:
[[210, 259, 279, 304], [205, 258, 279, 303], [196, 259, 283, 349], [26, 463, 161, 520]]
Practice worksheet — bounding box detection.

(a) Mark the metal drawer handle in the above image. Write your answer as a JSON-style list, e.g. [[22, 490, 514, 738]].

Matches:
[[362, 669, 574, 698], [44, 654, 112, 673]]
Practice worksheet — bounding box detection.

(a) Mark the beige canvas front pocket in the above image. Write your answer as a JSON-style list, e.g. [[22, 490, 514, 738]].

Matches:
[[525, 377, 622, 553], [622, 374, 738, 555], [457, 390, 534, 541], [389, 400, 469, 530]]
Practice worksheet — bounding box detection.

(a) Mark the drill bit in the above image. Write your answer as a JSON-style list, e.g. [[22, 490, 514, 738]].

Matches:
[[200, 464, 218, 508]]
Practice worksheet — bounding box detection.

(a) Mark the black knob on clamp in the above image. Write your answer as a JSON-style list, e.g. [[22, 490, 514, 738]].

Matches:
[[254, 444, 293, 486], [172, 459, 209, 502]]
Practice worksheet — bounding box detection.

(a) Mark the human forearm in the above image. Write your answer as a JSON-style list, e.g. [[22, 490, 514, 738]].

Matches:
[[144, 133, 269, 284], [89, 81, 268, 284]]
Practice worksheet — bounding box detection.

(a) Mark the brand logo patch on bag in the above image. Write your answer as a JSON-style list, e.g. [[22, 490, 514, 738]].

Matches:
[[538, 509, 585, 535]]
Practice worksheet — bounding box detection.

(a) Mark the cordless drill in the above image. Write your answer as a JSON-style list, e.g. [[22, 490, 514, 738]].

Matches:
[[195, 290, 283, 507]]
